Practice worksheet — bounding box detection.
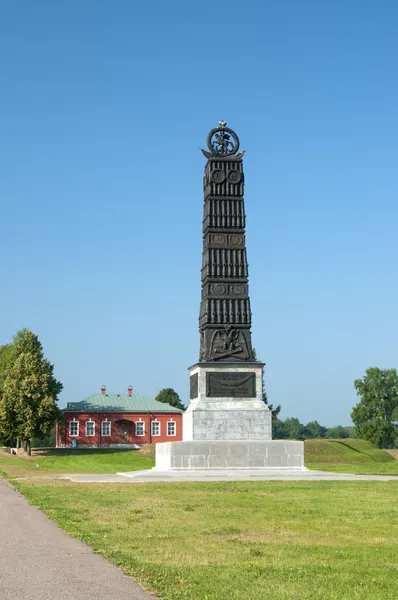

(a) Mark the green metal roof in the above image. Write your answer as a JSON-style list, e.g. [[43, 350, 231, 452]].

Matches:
[[64, 394, 183, 414]]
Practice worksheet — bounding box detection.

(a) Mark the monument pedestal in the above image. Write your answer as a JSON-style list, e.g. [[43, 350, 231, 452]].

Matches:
[[155, 440, 304, 470], [184, 362, 271, 440], [154, 362, 304, 471]]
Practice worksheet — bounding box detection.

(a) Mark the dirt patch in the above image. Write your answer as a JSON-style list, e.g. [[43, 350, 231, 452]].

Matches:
[[385, 450, 398, 460], [137, 444, 155, 458]]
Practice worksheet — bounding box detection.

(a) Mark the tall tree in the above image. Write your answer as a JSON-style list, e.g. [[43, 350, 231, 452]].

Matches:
[[351, 367, 398, 449], [252, 348, 281, 419], [155, 388, 185, 411], [0, 344, 15, 395], [0, 330, 62, 455], [283, 417, 304, 440], [302, 420, 327, 439], [0, 330, 29, 444], [325, 425, 351, 439]]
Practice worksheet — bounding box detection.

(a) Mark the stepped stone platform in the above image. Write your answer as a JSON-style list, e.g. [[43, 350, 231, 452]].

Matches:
[[61, 470, 398, 483], [154, 440, 304, 470]]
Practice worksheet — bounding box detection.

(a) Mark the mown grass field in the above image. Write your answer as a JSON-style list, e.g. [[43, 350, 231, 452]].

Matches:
[[12, 478, 398, 600], [1, 438, 397, 479], [1, 441, 397, 599], [0, 447, 154, 477]]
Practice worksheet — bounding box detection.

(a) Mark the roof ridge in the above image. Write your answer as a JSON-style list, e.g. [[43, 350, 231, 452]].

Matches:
[[64, 393, 184, 413]]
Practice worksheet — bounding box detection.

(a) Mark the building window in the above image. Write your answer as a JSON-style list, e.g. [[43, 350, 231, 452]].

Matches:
[[135, 421, 145, 436], [101, 421, 111, 436], [151, 421, 160, 436], [69, 421, 79, 436], [85, 421, 95, 436], [167, 421, 176, 436]]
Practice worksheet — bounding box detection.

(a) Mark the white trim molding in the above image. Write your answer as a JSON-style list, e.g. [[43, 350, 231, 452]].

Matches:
[[85, 420, 95, 437], [167, 421, 176, 436], [69, 421, 79, 437], [101, 421, 111, 436], [151, 421, 161, 436], [135, 421, 145, 436]]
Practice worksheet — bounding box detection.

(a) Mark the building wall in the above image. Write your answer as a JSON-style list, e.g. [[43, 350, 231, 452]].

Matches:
[[57, 412, 183, 447]]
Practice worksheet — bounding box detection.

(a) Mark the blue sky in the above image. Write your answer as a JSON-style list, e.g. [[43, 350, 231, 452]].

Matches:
[[1, 1, 397, 425]]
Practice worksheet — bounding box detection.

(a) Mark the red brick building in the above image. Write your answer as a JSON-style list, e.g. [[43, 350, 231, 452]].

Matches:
[[56, 386, 183, 448]]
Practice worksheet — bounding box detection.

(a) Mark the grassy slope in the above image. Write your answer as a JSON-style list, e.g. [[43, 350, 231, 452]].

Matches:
[[15, 478, 398, 600], [305, 439, 398, 475]]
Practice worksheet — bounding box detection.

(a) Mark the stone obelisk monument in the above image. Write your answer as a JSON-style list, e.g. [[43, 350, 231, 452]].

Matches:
[[155, 122, 304, 470]]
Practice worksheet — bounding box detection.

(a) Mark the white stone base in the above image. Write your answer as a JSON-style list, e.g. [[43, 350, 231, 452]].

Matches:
[[154, 440, 305, 470], [185, 362, 272, 441]]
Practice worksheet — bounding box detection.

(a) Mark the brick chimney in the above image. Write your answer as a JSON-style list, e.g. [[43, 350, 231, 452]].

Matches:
[[128, 385, 133, 396], [101, 385, 106, 395]]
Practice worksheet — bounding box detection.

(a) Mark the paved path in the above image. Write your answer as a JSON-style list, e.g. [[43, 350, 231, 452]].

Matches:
[[0, 477, 155, 600], [61, 468, 398, 483]]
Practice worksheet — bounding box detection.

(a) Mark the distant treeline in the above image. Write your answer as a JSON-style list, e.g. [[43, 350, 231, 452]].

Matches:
[[273, 418, 355, 440]]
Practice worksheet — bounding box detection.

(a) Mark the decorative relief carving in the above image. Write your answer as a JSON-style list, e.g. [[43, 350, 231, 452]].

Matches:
[[212, 234, 227, 245], [229, 234, 244, 246], [209, 325, 249, 360], [230, 283, 245, 295], [227, 170, 241, 183], [210, 283, 227, 296], [208, 283, 247, 297], [209, 234, 244, 247], [211, 170, 226, 183]]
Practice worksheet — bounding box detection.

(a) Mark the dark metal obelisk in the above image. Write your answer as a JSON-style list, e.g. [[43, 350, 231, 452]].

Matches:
[[184, 122, 272, 442], [199, 121, 253, 363]]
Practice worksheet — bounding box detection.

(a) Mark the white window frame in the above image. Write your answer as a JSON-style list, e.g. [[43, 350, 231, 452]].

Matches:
[[135, 421, 145, 436], [85, 420, 95, 437], [101, 421, 111, 436], [167, 421, 176, 437], [69, 421, 79, 437], [151, 421, 160, 436]]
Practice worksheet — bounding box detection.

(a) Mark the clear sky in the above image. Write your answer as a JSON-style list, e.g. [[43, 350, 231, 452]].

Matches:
[[1, 1, 397, 426]]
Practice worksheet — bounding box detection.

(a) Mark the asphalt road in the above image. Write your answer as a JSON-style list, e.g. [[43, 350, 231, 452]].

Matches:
[[0, 477, 156, 600]]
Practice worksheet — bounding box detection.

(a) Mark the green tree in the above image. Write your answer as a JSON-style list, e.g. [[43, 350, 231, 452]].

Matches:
[[0, 330, 29, 444], [0, 344, 15, 394], [0, 330, 62, 455], [351, 367, 398, 449], [0, 344, 15, 444], [32, 425, 56, 448], [252, 348, 281, 419], [302, 420, 327, 439], [272, 418, 287, 439], [155, 388, 185, 411], [325, 425, 350, 439], [283, 417, 304, 440]]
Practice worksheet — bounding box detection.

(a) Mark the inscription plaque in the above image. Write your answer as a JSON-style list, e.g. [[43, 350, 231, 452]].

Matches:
[[190, 373, 198, 399], [206, 371, 256, 398]]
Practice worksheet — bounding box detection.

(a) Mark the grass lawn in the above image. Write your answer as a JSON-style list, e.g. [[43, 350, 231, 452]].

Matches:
[[13, 478, 398, 600], [0, 439, 397, 479], [0, 447, 154, 478], [305, 439, 398, 475]]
